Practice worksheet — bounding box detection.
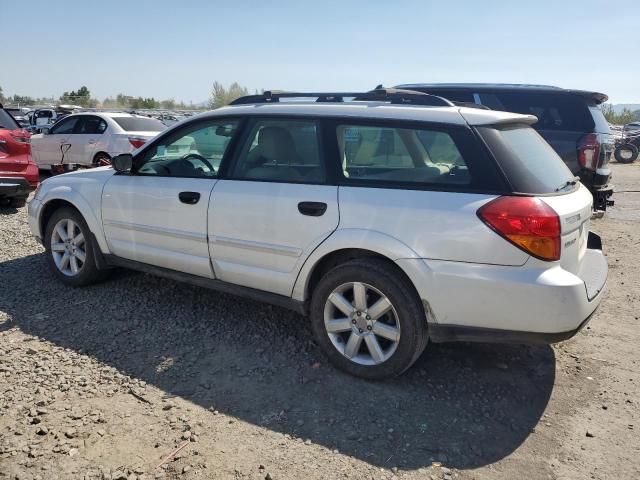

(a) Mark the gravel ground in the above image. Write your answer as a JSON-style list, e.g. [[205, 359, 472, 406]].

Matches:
[[1, 164, 639, 480]]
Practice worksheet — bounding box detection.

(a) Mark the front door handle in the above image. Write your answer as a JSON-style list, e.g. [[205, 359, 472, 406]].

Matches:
[[179, 191, 200, 205], [298, 201, 327, 217]]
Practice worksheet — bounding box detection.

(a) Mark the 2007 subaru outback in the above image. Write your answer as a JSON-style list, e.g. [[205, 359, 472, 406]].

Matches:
[[28, 89, 608, 379]]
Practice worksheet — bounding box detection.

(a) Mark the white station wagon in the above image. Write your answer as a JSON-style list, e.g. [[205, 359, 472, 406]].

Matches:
[[28, 89, 608, 379]]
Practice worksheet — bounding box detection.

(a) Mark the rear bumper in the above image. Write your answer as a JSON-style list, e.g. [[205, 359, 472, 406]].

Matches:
[[0, 176, 34, 198], [397, 232, 608, 344]]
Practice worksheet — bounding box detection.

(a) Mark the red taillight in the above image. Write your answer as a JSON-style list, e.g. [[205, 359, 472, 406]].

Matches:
[[10, 129, 30, 143], [577, 133, 600, 170], [128, 136, 147, 149], [477, 196, 561, 261]]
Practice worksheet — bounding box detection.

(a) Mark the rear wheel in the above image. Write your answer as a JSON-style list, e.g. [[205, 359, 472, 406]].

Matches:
[[310, 258, 428, 379], [93, 152, 111, 167], [44, 207, 108, 287], [615, 144, 638, 164]]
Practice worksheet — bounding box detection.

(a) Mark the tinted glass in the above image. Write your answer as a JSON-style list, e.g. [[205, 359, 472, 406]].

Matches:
[[51, 117, 78, 134], [0, 109, 20, 130], [232, 119, 324, 183], [75, 116, 108, 134], [482, 125, 574, 193], [113, 117, 165, 132], [137, 120, 239, 178], [337, 124, 471, 185], [478, 93, 594, 132]]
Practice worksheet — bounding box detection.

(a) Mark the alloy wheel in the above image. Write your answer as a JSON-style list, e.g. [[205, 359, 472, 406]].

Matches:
[[50, 218, 86, 276], [323, 282, 401, 366]]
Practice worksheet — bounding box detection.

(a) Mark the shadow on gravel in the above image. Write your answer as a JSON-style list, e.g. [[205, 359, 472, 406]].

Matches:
[[1, 253, 556, 471]]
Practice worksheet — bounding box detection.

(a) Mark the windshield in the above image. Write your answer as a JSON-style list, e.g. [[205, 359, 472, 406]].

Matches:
[[113, 117, 166, 132], [478, 125, 575, 194], [0, 109, 20, 130]]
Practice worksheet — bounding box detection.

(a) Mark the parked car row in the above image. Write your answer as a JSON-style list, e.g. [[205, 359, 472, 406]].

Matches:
[[27, 87, 608, 379]]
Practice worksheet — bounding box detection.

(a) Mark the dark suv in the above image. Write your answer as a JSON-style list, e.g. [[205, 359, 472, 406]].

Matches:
[[396, 84, 614, 212]]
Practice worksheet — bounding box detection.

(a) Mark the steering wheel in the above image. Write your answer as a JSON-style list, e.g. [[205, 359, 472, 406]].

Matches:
[[182, 153, 215, 172]]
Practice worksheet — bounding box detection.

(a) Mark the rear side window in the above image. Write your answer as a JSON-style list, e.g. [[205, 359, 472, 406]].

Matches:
[[232, 119, 325, 183], [477, 93, 594, 132], [0, 109, 19, 130], [478, 125, 575, 194], [337, 124, 472, 186], [75, 116, 107, 134], [113, 117, 165, 132]]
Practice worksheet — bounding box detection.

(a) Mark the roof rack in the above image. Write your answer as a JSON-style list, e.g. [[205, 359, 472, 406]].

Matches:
[[229, 88, 454, 107]]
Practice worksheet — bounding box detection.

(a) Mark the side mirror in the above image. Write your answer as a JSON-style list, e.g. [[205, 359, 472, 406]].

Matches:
[[112, 153, 133, 173], [41, 127, 51, 135]]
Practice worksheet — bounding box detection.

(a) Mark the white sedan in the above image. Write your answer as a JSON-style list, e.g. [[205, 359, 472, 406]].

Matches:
[[30, 112, 166, 169]]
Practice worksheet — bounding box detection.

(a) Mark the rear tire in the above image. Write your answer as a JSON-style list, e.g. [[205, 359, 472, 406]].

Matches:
[[310, 258, 428, 379], [44, 207, 108, 287], [93, 152, 111, 167], [615, 144, 638, 164]]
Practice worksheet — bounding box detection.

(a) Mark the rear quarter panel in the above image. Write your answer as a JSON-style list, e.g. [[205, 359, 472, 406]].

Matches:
[[336, 186, 529, 265]]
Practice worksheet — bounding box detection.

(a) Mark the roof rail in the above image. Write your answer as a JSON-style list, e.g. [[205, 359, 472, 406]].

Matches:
[[229, 88, 454, 107]]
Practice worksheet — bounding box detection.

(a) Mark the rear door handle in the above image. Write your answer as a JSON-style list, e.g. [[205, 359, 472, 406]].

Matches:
[[298, 201, 327, 216], [179, 191, 200, 205]]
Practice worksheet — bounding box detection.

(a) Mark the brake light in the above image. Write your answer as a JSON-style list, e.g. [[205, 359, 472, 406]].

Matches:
[[577, 133, 600, 170], [10, 130, 30, 143], [477, 196, 561, 261], [128, 136, 147, 149]]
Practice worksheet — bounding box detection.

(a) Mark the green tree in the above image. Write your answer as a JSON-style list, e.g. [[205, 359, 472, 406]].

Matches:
[[60, 86, 96, 107], [9, 95, 36, 106], [160, 98, 176, 109], [209, 81, 249, 109], [0, 86, 5, 104], [602, 104, 637, 125]]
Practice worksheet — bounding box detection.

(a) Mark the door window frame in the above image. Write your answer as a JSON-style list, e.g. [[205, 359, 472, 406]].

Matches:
[[223, 115, 329, 186], [130, 116, 247, 179]]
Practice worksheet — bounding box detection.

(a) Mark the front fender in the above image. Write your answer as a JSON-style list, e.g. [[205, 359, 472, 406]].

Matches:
[[38, 186, 110, 254], [291, 228, 422, 301]]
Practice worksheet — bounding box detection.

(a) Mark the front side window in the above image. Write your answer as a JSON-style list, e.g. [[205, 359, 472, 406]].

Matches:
[[231, 119, 324, 183], [337, 124, 471, 185], [136, 120, 239, 178], [51, 117, 78, 134]]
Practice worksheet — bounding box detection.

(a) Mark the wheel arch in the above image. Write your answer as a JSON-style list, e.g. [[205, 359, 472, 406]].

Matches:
[[39, 189, 110, 254], [292, 229, 425, 303]]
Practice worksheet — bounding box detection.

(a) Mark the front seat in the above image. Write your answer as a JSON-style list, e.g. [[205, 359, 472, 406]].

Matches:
[[245, 126, 303, 182]]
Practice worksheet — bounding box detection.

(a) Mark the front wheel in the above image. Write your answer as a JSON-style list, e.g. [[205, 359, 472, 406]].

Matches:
[[310, 258, 428, 379], [44, 207, 108, 287]]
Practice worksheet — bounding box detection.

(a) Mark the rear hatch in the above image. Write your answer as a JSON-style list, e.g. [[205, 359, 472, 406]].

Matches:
[[476, 123, 594, 275], [478, 92, 613, 189], [0, 109, 32, 175]]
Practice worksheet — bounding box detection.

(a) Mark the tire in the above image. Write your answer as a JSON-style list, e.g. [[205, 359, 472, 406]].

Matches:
[[44, 207, 108, 287], [309, 258, 428, 379], [615, 144, 638, 164], [9, 197, 27, 208], [93, 152, 111, 167]]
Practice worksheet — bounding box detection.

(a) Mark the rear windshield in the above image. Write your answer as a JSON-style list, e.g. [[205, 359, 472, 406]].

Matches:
[[477, 93, 595, 132], [479, 125, 576, 194], [112, 117, 165, 132], [0, 109, 20, 130]]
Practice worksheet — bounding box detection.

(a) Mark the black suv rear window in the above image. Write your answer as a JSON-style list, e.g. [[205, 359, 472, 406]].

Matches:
[[113, 117, 165, 132], [0, 109, 20, 130], [478, 124, 576, 194], [477, 93, 595, 132]]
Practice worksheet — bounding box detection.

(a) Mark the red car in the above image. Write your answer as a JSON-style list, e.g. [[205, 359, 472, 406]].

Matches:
[[0, 104, 39, 208]]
